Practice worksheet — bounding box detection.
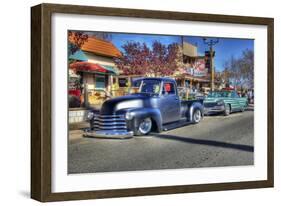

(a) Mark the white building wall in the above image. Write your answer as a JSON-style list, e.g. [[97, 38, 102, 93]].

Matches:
[[84, 52, 116, 67]]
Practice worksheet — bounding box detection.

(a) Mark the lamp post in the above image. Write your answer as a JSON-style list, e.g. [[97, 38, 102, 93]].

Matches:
[[203, 37, 219, 91]]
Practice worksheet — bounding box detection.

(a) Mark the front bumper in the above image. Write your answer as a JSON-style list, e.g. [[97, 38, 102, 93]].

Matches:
[[84, 130, 133, 139], [204, 105, 225, 115]]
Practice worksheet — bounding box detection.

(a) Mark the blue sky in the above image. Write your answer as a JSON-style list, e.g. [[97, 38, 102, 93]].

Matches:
[[109, 33, 254, 72], [111, 33, 181, 50], [184, 36, 254, 71]]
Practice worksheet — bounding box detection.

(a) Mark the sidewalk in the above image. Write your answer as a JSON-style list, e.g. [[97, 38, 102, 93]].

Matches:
[[69, 129, 83, 139], [246, 104, 254, 111], [69, 121, 89, 130], [248, 103, 254, 108], [69, 121, 89, 141]]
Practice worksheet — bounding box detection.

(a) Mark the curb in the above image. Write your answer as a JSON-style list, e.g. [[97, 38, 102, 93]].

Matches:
[[69, 121, 89, 130], [69, 130, 84, 141]]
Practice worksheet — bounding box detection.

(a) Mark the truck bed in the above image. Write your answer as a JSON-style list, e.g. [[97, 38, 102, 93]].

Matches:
[[180, 99, 204, 106]]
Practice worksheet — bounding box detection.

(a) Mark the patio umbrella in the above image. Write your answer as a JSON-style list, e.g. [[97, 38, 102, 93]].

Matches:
[[70, 62, 108, 73]]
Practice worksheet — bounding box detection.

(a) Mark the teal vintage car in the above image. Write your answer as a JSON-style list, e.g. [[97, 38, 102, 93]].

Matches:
[[203, 90, 248, 116]]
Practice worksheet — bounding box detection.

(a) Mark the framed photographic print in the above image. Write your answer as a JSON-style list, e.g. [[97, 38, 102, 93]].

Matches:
[[31, 3, 274, 202]]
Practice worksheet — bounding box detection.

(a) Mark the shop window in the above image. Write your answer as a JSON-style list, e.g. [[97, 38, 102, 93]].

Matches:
[[118, 78, 128, 87], [95, 75, 106, 89], [185, 80, 190, 88]]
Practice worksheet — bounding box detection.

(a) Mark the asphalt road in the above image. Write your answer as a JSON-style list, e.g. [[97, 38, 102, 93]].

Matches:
[[68, 110, 254, 174]]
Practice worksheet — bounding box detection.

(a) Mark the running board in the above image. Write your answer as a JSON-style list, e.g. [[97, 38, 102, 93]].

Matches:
[[162, 119, 192, 131]]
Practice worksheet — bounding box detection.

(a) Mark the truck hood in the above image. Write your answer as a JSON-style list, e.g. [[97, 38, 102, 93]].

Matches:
[[100, 93, 152, 115]]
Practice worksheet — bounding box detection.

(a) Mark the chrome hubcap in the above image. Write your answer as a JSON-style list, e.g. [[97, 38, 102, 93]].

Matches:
[[139, 118, 152, 134], [194, 110, 201, 122], [226, 105, 230, 113]]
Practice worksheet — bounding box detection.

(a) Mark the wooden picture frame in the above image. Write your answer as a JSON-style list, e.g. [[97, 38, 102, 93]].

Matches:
[[31, 3, 274, 202]]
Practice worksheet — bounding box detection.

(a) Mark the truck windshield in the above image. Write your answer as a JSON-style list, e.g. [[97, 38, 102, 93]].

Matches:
[[139, 79, 161, 95]]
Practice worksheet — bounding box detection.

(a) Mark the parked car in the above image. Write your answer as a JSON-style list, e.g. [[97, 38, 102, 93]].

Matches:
[[203, 90, 248, 116], [84, 77, 204, 138]]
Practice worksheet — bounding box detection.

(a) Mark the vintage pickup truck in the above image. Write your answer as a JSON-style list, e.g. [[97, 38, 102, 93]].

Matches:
[[84, 77, 204, 138], [204, 90, 248, 116]]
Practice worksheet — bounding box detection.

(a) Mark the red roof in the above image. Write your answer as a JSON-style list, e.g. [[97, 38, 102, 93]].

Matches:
[[81, 37, 122, 58]]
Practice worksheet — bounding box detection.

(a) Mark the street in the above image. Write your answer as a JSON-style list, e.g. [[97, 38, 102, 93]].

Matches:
[[68, 109, 254, 174]]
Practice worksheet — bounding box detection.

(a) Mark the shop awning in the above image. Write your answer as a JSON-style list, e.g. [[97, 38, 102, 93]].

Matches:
[[70, 62, 115, 74], [192, 77, 210, 82], [69, 49, 88, 61], [101, 65, 119, 75]]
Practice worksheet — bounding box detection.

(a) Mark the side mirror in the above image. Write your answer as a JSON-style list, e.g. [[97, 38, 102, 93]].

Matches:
[[162, 90, 168, 96]]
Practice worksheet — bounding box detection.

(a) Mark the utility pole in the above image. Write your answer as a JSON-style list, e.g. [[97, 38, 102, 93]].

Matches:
[[203, 38, 219, 91]]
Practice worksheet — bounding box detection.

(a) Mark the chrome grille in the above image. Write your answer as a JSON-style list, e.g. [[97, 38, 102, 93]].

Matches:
[[93, 114, 127, 131], [204, 102, 218, 108]]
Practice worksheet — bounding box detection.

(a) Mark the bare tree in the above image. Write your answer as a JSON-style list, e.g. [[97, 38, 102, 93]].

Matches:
[[239, 49, 254, 88], [229, 56, 243, 89], [222, 49, 254, 90]]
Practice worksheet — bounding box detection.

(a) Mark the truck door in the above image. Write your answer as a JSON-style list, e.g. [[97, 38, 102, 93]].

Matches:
[[160, 81, 181, 123]]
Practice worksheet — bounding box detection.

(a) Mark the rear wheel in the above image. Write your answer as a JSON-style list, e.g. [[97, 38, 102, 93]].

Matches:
[[242, 101, 248, 112], [192, 109, 202, 124], [224, 104, 231, 116], [135, 117, 152, 136]]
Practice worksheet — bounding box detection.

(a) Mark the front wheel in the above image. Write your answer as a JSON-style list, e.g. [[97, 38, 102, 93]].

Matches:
[[192, 109, 202, 124], [135, 117, 152, 136], [224, 104, 231, 116]]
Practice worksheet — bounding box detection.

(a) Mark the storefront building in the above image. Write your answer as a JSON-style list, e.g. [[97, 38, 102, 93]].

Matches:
[[174, 41, 211, 94], [68, 37, 122, 123]]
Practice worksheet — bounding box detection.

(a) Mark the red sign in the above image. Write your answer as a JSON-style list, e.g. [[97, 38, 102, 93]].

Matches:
[[193, 59, 207, 77]]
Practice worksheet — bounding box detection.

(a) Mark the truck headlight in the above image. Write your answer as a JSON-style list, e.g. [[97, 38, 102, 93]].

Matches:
[[87, 111, 94, 120], [217, 101, 224, 106], [125, 112, 133, 120]]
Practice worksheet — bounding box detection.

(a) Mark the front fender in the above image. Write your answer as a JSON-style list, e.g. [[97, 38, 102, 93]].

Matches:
[[124, 108, 162, 133], [223, 100, 232, 109]]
